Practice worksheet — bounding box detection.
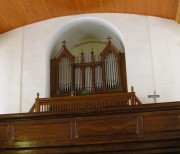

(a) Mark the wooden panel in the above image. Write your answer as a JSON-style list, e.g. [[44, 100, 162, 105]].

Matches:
[[0, 124, 9, 141], [75, 115, 138, 144], [12, 119, 72, 145], [0, 0, 179, 34], [144, 113, 180, 133], [176, 0, 180, 23]]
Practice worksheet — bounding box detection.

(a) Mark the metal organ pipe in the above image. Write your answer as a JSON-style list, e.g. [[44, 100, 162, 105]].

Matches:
[[114, 55, 119, 87], [75, 55, 82, 92], [66, 57, 68, 92], [75, 67, 82, 92], [95, 66, 102, 89], [85, 67, 92, 93], [105, 55, 108, 88], [113, 55, 116, 88], [112, 54, 114, 88], [109, 53, 111, 88], [64, 57, 66, 91], [59, 56, 71, 93], [99, 55, 102, 89], [61, 58, 63, 91], [105, 52, 119, 89], [106, 53, 110, 88], [68, 59, 71, 91], [109, 53, 114, 88]]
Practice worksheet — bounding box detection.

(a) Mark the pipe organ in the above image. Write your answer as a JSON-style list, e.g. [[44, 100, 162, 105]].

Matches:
[[50, 38, 127, 97]]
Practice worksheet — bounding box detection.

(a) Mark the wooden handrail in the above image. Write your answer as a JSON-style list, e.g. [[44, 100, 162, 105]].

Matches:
[[29, 92, 142, 113]]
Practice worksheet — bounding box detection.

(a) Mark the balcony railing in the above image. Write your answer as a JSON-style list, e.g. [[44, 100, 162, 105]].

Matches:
[[29, 87, 141, 113]]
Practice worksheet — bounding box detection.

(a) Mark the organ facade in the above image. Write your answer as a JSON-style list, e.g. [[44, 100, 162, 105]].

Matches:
[[50, 37, 127, 97]]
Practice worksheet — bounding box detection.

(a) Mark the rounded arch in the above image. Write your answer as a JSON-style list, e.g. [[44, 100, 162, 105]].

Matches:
[[47, 17, 125, 59]]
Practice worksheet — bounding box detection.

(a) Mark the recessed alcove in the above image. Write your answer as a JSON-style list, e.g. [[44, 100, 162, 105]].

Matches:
[[48, 17, 127, 97], [49, 17, 125, 59]]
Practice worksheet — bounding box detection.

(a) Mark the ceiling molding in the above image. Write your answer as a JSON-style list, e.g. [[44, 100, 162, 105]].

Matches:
[[0, 0, 179, 34], [176, 0, 180, 23]]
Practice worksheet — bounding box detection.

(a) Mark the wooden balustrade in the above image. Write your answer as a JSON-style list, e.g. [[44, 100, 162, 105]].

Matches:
[[29, 91, 141, 113]]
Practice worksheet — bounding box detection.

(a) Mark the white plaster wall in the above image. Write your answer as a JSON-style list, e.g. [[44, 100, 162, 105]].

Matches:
[[105, 14, 155, 103], [0, 13, 179, 114], [149, 17, 180, 102], [0, 28, 23, 113]]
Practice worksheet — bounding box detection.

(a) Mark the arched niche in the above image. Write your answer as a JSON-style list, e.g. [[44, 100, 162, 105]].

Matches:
[[48, 17, 127, 97]]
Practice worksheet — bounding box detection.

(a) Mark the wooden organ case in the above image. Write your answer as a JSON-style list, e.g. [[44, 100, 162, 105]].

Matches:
[[50, 38, 127, 97]]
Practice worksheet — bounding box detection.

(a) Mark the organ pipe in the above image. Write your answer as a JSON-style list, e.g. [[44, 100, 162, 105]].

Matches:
[[105, 52, 119, 89], [59, 56, 71, 92]]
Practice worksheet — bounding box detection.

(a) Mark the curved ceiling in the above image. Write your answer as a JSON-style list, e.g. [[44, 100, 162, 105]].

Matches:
[[50, 17, 125, 58], [0, 0, 179, 34]]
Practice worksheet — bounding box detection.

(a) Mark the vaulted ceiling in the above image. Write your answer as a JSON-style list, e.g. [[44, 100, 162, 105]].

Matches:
[[0, 0, 180, 34]]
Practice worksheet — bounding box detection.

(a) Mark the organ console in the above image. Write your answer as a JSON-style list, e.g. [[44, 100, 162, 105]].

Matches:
[[50, 37, 127, 97]]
